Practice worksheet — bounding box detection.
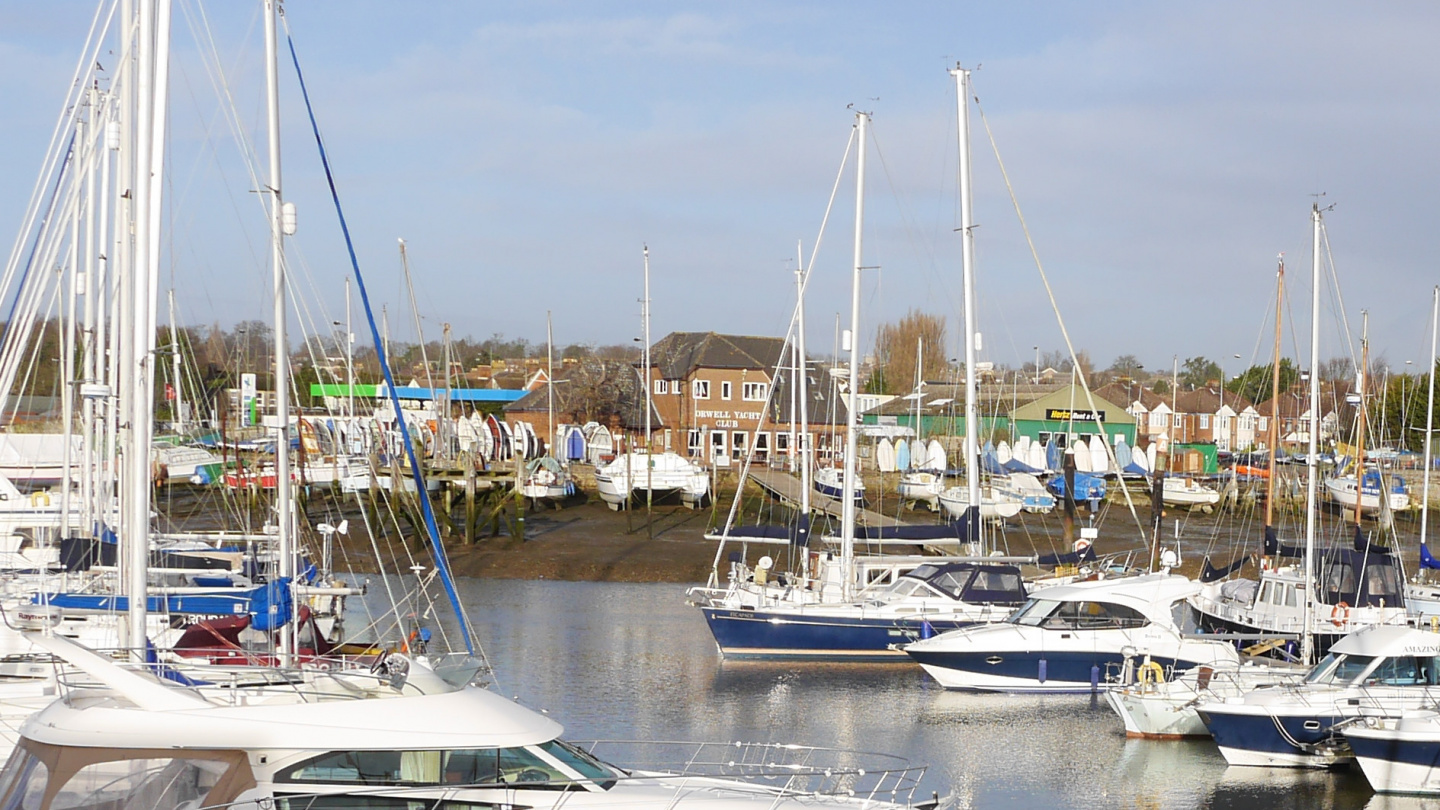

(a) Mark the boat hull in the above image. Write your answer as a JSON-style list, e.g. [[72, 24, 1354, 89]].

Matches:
[[700, 607, 975, 661]]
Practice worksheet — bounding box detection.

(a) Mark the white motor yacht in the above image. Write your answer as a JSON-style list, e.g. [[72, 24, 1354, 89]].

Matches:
[[904, 574, 1239, 693], [1197, 625, 1440, 768], [0, 633, 943, 810], [1347, 709, 1440, 794]]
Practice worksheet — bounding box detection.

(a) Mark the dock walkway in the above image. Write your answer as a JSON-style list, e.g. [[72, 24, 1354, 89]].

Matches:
[[747, 468, 907, 528]]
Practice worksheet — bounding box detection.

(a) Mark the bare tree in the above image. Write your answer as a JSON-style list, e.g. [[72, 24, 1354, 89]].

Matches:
[[871, 310, 948, 395]]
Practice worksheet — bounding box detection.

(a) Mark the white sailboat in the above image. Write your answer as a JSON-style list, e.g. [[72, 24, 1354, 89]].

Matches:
[[595, 247, 708, 510]]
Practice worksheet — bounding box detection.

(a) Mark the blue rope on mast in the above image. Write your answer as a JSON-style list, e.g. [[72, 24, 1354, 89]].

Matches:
[[284, 30, 473, 655]]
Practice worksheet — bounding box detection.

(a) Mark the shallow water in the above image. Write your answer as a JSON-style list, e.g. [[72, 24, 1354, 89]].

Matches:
[[344, 577, 1440, 810]]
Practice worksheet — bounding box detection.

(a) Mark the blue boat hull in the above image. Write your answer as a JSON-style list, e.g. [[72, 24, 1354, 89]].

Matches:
[[1198, 708, 1347, 766], [905, 648, 1188, 693], [701, 607, 974, 661]]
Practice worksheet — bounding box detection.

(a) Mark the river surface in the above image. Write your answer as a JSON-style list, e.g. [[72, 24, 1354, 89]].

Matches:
[[344, 576, 1440, 810]]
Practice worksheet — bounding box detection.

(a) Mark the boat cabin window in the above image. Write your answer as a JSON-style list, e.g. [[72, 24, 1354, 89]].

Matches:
[[1041, 601, 1148, 630], [964, 569, 1026, 605], [276, 795, 501, 801], [279, 743, 616, 791], [1304, 653, 1376, 686], [1364, 656, 1440, 686], [1007, 598, 1146, 629]]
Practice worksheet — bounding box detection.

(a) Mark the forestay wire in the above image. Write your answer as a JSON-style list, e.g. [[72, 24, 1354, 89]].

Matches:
[[283, 23, 475, 656]]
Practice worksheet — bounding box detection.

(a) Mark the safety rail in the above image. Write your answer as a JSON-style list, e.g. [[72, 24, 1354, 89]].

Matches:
[[576, 740, 932, 806]]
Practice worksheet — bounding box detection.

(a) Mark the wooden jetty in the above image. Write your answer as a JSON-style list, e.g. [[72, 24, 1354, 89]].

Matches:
[[747, 468, 908, 528]]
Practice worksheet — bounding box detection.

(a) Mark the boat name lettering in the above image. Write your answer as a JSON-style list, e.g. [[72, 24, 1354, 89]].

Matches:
[[1044, 408, 1106, 422], [1404, 645, 1440, 654]]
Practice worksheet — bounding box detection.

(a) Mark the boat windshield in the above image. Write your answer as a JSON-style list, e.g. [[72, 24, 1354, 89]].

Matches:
[[1303, 653, 1376, 686], [1009, 599, 1061, 627]]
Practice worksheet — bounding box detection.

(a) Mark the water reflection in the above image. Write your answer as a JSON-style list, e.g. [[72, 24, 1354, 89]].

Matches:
[[353, 577, 1389, 809]]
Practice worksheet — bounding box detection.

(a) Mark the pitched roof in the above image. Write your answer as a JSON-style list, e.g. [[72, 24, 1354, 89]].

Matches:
[[504, 358, 660, 429], [1092, 381, 1167, 411], [648, 332, 787, 379], [1174, 386, 1254, 415]]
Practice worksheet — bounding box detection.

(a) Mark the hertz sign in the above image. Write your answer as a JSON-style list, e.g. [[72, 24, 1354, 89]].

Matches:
[[1044, 408, 1106, 422]]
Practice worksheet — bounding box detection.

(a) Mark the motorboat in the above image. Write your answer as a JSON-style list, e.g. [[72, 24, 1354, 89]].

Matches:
[[897, 470, 944, 510], [1105, 656, 1306, 739], [1044, 471, 1106, 504], [1347, 709, 1440, 794], [993, 472, 1055, 514], [937, 482, 1022, 520], [594, 450, 708, 510], [1197, 625, 1440, 768], [0, 633, 942, 810], [1188, 530, 1410, 657], [522, 456, 576, 503], [903, 574, 1239, 693], [1159, 476, 1220, 508], [151, 442, 223, 485], [1325, 468, 1410, 514], [690, 560, 1028, 661], [813, 465, 864, 505]]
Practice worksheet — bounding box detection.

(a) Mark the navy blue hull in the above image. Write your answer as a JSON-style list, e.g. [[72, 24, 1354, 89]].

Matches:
[[905, 648, 1186, 689], [1199, 709, 1346, 759], [1349, 734, 1440, 768], [701, 608, 973, 661]]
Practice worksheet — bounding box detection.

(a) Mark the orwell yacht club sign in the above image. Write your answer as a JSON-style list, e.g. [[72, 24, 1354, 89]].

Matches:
[[696, 409, 763, 429]]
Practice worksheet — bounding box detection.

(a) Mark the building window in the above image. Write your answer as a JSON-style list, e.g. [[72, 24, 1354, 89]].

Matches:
[[687, 430, 701, 455], [721, 381, 733, 400], [692, 380, 710, 399], [1199, 414, 1210, 429], [668, 378, 682, 392], [1149, 412, 1165, 428], [742, 382, 769, 401], [1257, 416, 1268, 432], [653, 379, 667, 395], [732, 431, 747, 459], [1172, 414, 1182, 428]]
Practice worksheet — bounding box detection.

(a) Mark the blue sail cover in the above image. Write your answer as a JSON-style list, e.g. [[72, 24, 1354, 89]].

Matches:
[[1045, 472, 1106, 500], [1002, 457, 1044, 475], [1423, 542, 1440, 570], [980, 445, 1005, 475], [35, 578, 293, 630], [1045, 440, 1061, 473], [1114, 441, 1133, 471]]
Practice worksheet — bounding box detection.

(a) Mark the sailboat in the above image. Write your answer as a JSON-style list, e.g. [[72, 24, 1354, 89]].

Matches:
[[521, 313, 577, 504], [1324, 312, 1412, 515], [689, 71, 1075, 660], [1406, 287, 1440, 620], [594, 248, 708, 511], [897, 340, 945, 510]]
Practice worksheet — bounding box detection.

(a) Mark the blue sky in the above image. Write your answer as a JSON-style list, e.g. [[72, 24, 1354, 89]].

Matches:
[[2, 1, 1438, 378]]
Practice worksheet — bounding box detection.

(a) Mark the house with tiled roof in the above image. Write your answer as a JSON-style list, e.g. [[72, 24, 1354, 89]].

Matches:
[[1173, 387, 1256, 452], [645, 331, 847, 466]]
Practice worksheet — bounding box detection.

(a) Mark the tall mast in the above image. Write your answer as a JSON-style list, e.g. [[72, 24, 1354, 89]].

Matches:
[[1422, 287, 1438, 560], [1355, 312, 1370, 529], [952, 65, 980, 546], [546, 310, 555, 458], [796, 240, 811, 520], [840, 109, 868, 594], [344, 276, 353, 424], [169, 290, 183, 433], [125, 0, 161, 656], [1264, 257, 1284, 530], [1302, 204, 1323, 665], [263, 0, 294, 661], [642, 245, 653, 531]]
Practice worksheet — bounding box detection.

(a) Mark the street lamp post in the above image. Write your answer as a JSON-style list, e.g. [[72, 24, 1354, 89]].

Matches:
[[1033, 346, 1040, 385]]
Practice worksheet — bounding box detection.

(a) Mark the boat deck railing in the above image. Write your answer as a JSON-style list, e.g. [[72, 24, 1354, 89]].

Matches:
[[577, 739, 931, 805]]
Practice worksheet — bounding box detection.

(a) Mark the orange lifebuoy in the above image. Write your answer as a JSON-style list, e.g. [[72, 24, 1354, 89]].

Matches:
[[1331, 602, 1351, 627]]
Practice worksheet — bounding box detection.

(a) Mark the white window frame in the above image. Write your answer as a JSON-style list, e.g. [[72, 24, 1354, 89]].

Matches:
[[742, 382, 769, 402], [1199, 414, 1210, 429], [692, 379, 710, 399], [653, 379, 667, 395], [721, 381, 733, 400]]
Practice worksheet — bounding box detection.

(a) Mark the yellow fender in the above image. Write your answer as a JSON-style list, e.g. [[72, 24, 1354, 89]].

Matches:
[[1138, 661, 1165, 685]]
